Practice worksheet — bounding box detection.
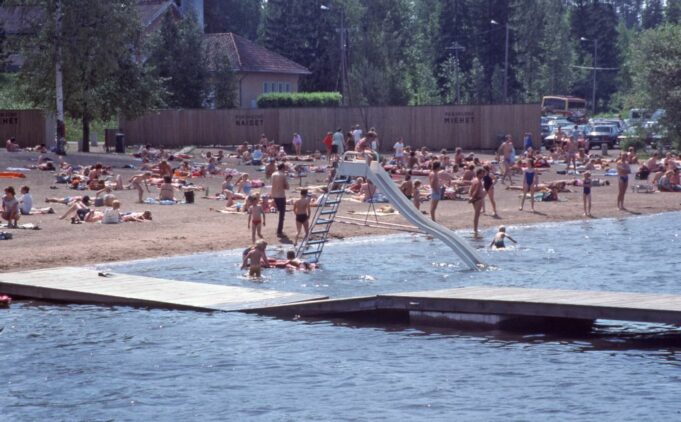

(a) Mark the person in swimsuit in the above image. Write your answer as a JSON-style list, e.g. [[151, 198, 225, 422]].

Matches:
[[292, 133, 303, 156], [241, 240, 270, 278], [469, 168, 486, 236], [399, 173, 413, 199], [248, 195, 266, 243], [481, 165, 498, 218], [519, 158, 538, 212], [489, 226, 517, 249], [616, 153, 631, 210], [1, 186, 20, 227], [429, 160, 443, 222], [583, 171, 592, 217], [293, 189, 312, 246], [129, 172, 152, 203], [413, 180, 422, 211], [158, 175, 175, 201]]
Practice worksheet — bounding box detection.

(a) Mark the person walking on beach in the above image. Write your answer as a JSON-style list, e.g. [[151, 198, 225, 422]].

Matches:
[[519, 158, 538, 212], [429, 160, 443, 222], [583, 171, 592, 217], [616, 153, 631, 210], [482, 165, 498, 217], [469, 168, 486, 235], [271, 163, 289, 237], [292, 189, 311, 246], [292, 133, 303, 157], [497, 135, 514, 184], [332, 128, 344, 159]]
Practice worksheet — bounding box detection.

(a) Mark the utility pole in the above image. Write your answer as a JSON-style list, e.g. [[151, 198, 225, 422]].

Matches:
[[55, 0, 66, 152], [503, 23, 509, 103], [339, 9, 348, 106], [591, 39, 598, 115]]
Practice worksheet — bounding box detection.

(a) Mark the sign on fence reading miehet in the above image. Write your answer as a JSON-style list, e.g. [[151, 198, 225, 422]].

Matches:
[[443, 111, 475, 125]]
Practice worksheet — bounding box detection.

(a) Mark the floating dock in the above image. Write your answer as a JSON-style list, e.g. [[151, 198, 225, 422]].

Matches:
[[3, 268, 681, 329], [0, 267, 326, 311], [251, 286, 681, 328]]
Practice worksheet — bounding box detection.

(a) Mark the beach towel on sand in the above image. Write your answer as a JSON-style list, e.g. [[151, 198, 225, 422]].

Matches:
[[0, 223, 40, 230]]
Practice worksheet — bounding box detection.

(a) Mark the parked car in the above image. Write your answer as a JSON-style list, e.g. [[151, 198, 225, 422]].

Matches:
[[587, 125, 619, 148]]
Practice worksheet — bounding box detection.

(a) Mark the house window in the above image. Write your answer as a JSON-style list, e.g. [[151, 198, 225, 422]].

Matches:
[[263, 82, 269, 93], [279, 83, 284, 92], [286, 83, 291, 92]]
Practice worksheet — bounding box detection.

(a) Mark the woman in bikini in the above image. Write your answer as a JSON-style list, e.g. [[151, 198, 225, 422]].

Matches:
[[519, 158, 538, 212], [469, 168, 486, 236]]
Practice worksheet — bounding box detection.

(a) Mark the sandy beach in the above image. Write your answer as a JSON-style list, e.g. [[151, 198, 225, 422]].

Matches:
[[0, 147, 678, 273]]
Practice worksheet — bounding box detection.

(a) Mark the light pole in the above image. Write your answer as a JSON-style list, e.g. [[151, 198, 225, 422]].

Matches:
[[321, 5, 349, 106], [446, 42, 465, 104], [580, 37, 598, 115], [491, 19, 509, 103]]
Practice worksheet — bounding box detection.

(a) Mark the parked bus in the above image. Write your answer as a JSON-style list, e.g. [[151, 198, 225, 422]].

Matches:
[[541, 96, 587, 122]]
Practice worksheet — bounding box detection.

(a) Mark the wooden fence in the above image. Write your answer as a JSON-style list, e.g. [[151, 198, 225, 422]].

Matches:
[[119, 104, 540, 152], [0, 110, 56, 148]]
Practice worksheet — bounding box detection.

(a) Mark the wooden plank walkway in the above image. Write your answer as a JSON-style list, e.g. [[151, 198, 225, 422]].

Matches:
[[0, 267, 326, 311], [254, 286, 681, 325], [3, 267, 681, 326]]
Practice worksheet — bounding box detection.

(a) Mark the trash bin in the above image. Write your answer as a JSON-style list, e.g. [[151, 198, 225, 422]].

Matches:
[[184, 190, 195, 204], [601, 143, 608, 156], [115, 133, 125, 153]]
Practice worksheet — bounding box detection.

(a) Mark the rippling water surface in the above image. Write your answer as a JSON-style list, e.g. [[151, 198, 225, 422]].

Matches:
[[3, 212, 681, 421]]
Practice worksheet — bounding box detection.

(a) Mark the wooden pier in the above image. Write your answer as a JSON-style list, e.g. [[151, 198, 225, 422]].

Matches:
[[0, 267, 326, 311], [254, 286, 681, 327], [3, 268, 681, 328]]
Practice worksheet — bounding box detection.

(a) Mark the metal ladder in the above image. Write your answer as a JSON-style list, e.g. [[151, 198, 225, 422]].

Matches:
[[295, 173, 351, 263]]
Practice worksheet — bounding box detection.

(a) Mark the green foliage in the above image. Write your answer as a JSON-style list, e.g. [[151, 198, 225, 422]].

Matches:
[[0, 73, 30, 109], [571, 1, 621, 113], [211, 51, 238, 109], [667, 0, 681, 24], [17, 0, 163, 148], [642, 0, 664, 29], [619, 136, 647, 152], [147, 12, 208, 108], [204, 0, 262, 40], [630, 24, 681, 147], [256, 92, 342, 108]]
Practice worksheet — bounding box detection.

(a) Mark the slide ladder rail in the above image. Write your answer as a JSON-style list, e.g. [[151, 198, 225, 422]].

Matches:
[[295, 172, 351, 263]]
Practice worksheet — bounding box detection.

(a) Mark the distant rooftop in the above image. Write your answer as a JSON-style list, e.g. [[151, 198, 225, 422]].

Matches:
[[203, 32, 311, 75]]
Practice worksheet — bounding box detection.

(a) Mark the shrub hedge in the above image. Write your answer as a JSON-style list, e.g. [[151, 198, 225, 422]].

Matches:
[[257, 92, 342, 108]]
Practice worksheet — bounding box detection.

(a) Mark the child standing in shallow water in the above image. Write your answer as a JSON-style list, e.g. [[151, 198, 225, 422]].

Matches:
[[583, 171, 592, 217], [490, 226, 517, 249], [413, 180, 422, 210], [248, 195, 266, 243]]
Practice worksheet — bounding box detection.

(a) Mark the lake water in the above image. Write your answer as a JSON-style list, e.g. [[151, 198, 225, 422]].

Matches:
[[3, 212, 681, 421]]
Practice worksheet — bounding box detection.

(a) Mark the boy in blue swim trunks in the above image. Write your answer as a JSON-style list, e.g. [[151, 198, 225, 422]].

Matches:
[[429, 160, 444, 222]]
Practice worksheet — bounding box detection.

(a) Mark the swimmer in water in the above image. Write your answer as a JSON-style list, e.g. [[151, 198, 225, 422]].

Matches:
[[489, 226, 517, 249]]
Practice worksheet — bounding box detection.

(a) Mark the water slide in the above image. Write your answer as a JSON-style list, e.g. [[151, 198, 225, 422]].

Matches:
[[337, 157, 486, 271]]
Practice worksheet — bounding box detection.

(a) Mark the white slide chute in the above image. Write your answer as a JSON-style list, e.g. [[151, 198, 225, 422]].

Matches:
[[337, 156, 486, 270]]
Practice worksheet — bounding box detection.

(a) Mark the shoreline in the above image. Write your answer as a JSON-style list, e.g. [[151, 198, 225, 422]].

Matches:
[[2, 149, 679, 273]]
